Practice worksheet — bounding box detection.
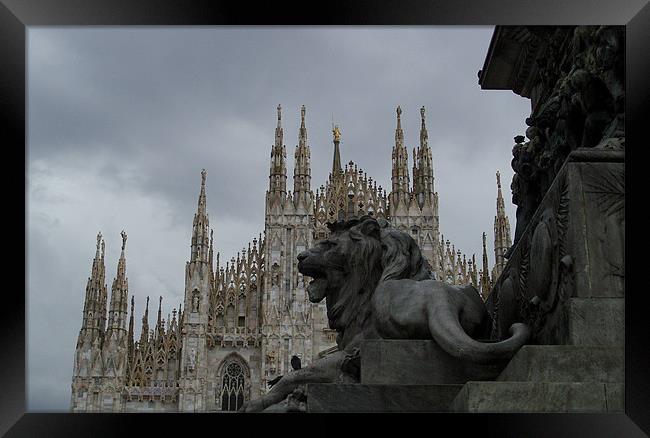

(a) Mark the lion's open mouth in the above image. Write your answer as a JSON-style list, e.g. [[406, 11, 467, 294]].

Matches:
[[298, 259, 327, 303], [300, 261, 328, 303], [306, 277, 328, 302]]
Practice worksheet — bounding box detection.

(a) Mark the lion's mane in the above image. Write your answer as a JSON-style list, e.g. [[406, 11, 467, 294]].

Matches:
[[324, 216, 433, 346]]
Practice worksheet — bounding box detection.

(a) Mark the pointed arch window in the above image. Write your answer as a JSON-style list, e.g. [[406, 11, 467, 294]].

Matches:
[[220, 362, 245, 411]]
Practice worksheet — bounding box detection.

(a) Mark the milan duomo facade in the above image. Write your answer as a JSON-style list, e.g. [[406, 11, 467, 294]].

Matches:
[[71, 105, 512, 412]]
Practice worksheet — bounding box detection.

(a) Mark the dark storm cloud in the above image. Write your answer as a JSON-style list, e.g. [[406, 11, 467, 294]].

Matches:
[[27, 27, 531, 410]]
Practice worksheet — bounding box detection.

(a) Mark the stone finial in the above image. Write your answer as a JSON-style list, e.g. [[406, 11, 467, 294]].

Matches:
[[300, 105, 306, 125], [201, 168, 207, 187], [496, 171, 502, 189], [120, 230, 127, 251], [420, 106, 426, 124], [277, 104, 282, 122], [396, 106, 402, 118]]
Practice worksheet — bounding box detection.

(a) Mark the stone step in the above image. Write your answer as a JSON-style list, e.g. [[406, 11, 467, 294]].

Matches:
[[306, 384, 463, 413], [360, 339, 506, 385], [497, 345, 623, 383], [451, 381, 623, 413]]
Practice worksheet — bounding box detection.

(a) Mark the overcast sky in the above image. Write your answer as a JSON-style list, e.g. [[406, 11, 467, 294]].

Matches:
[[26, 26, 531, 411]]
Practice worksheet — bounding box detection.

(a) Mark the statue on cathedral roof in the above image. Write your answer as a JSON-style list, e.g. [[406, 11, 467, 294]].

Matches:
[[333, 124, 341, 142]]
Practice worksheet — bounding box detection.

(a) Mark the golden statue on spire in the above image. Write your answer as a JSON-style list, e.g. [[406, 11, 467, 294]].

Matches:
[[333, 124, 341, 142]]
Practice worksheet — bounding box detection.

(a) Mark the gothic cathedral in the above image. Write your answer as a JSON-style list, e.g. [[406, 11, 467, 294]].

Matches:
[[70, 105, 511, 412]]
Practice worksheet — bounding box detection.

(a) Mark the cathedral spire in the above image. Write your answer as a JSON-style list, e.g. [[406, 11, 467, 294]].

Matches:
[[496, 171, 505, 217], [191, 170, 210, 263], [299, 104, 306, 141], [269, 104, 287, 195], [156, 296, 163, 338], [414, 106, 434, 208], [395, 106, 403, 144], [208, 229, 215, 284], [480, 232, 491, 300], [493, 171, 512, 280], [332, 124, 342, 179], [95, 231, 102, 259], [127, 295, 135, 365], [470, 254, 478, 287], [80, 231, 108, 337], [107, 230, 129, 333], [293, 105, 312, 200], [419, 105, 428, 147], [198, 168, 207, 217], [140, 296, 149, 346], [276, 103, 282, 138], [391, 106, 410, 207]]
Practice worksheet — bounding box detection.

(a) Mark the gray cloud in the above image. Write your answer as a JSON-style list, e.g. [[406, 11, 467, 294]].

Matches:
[[27, 26, 530, 411]]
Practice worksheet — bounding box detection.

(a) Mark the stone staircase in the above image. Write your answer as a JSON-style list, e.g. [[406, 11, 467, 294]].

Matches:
[[305, 341, 624, 413]]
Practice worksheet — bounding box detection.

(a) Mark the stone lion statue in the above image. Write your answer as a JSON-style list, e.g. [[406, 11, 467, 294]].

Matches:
[[240, 216, 530, 412]]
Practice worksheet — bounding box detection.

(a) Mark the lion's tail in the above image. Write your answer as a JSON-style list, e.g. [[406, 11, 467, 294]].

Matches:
[[428, 305, 530, 365]]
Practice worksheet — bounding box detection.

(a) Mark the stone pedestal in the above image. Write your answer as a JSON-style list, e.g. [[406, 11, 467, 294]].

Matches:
[[360, 339, 505, 385], [307, 384, 462, 413], [496, 345, 623, 383], [451, 381, 623, 413], [450, 344, 624, 413], [486, 154, 624, 347], [306, 339, 486, 412], [462, 153, 626, 414]]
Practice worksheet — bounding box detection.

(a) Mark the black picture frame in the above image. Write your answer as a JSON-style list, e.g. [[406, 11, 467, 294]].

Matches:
[[2, 0, 647, 436]]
